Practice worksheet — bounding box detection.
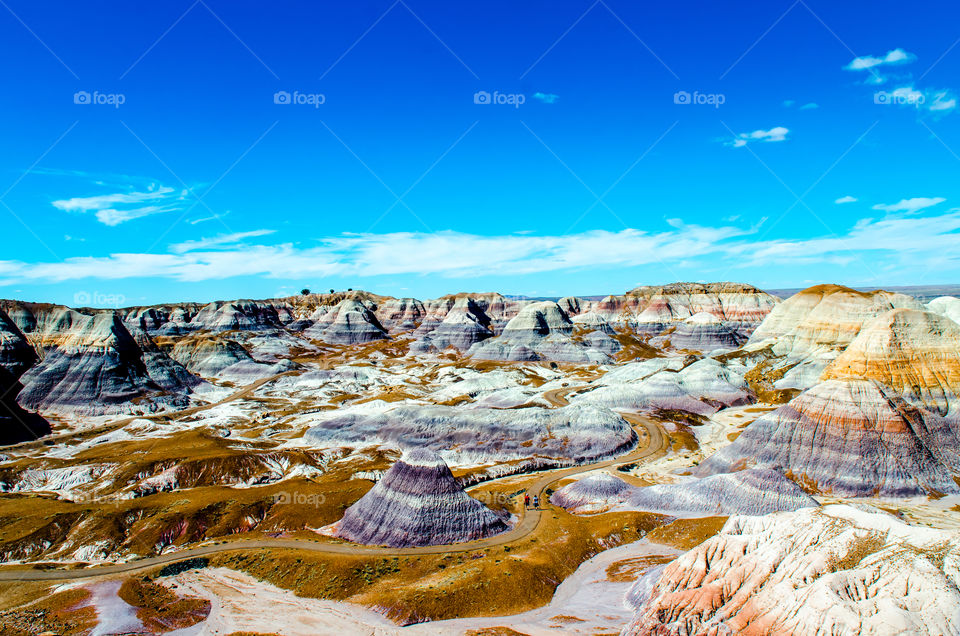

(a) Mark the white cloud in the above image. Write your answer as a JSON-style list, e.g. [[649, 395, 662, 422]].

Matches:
[[871, 197, 946, 214], [52, 184, 188, 226], [835, 196, 857, 204], [727, 126, 789, 148], [4, 209, 960, 285], [170, 230, 276, 254], [929, 90, 958, 113], [845, 48, 915, 71], [799, 102, 818, 110], [533, 92, 559, 104]]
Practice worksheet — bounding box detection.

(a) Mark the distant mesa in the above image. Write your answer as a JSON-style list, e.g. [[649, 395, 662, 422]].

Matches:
[[696, 379, 960, 497], [324, 448, 508, 547], [552, 468, 817, 517]]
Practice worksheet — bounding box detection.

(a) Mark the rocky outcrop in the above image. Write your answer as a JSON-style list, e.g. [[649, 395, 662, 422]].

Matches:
[[188, 300, 287, 332], [326, 448, 508, 547], [552, 469, 817, 516], [410, 297, 493, 353], [171, 336, 256, 377], [927, 295, 960, 325], [653, 311, 745, 352], [628, 282, 779, 337], [375, 297, 425, 332], [170, 336, 292, 382], [17, 311, 195, 416], [304, 299, 388, 345], [744, 284, 923, 390], [573, 358, 751, 415], [468, 301, 616, 363], [131, 329, 202, 392], [697, 379, 960, 497], [305, 404, 637, 466], [0, 309, 48, 444], [623, 504, 960, 636], [822, 308, 960, 419]]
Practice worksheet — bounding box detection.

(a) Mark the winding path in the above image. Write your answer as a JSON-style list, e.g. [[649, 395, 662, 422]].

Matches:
[[0, 416, 665, 581]]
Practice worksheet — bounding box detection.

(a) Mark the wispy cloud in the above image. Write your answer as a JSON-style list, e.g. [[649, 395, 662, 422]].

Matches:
[[835, 195, 857, 204], [170, 229, 276, 254], [533, 92, 559, 104], [844, 48, 915, 71], [188, 211, 230, 225], [3, 210, 960, 285], [52, 184, 189, 226], [726, 126, 789, 148], [799, 102, 818, 110], [871, 197, 945, 214]]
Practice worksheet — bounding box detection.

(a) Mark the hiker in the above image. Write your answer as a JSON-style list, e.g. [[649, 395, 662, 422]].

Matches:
[[524, 494, 530, 507], [533, 495, 539, 508]]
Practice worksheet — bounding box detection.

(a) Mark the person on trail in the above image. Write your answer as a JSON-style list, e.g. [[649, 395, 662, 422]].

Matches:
[[533, 495, 539, 508], [524, 494, 530, 507]]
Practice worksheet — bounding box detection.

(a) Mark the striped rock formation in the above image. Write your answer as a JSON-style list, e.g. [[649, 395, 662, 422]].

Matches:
[[17, 311, 197, 416], [305, 403, 636, 465], [410, 297, 494, 353], [168, 335, 289, 382], [0, 309, 49, 444], [187, 300, 287, 332], [653, 311, 746, 352], [374, 297, 425, 332], [552, 469, 817, 516], [327, 448, 508, 547], [744, 284, 923, 390], [572, 358, 751, 415], [697, 379, 960, 497], [304, 299, 388, 345], [822, 308, 960, 419], [628, 282, 778, 336], [623, 504, 960, 636], [468, 301, 616, 362]]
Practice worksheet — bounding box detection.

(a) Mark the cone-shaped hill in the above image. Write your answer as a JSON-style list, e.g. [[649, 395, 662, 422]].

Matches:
[[327, 448, 508, 547]]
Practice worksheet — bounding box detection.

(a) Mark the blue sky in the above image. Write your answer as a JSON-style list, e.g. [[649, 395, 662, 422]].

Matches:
[[2, 1, 960, 306]]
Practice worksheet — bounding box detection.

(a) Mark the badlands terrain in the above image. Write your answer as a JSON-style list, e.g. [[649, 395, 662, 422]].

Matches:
[[0, 282, 958, 635]]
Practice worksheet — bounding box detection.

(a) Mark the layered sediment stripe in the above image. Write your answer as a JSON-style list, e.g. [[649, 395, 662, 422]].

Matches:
[[698, 379, 960, 497], [822, 308, 960, 418], [331, 448, 508, 547], [552, 468, 817, 516]]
